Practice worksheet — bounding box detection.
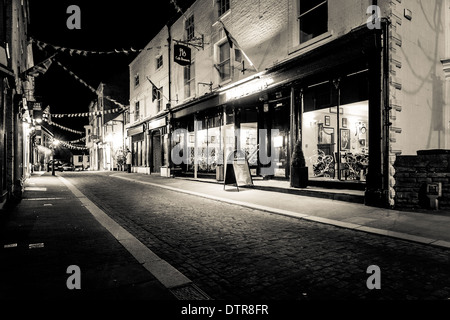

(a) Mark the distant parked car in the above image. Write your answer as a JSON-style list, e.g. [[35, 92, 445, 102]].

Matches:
[[60, 163, 75, 171]]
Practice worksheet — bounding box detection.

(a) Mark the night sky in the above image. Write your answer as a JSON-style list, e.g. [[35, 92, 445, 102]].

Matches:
[[28, 0, 194, 142]]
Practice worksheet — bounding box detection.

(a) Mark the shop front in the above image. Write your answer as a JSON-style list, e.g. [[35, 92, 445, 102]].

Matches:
[[169, 25, 388, 205]]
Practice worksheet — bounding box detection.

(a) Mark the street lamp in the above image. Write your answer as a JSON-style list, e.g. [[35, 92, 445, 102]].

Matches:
[[52, 139, 60, 176]]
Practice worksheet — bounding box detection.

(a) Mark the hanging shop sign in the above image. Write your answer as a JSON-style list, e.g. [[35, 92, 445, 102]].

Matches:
[[174, 44, 191, 66]]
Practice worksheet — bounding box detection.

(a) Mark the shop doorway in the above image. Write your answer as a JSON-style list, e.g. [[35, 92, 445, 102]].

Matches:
[[152, 131, 162, 173]]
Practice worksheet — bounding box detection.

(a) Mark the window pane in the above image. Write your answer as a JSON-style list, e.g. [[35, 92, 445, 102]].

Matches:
[[220, 42, 230, 61], [219, 0, 230, 16], [219, 42, 231, 81], [300, 0, 324, 15], [300, 2, 327, 43]]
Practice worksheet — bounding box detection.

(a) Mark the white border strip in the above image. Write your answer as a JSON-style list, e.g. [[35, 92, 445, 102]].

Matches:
[[58, 176, 193, 289]]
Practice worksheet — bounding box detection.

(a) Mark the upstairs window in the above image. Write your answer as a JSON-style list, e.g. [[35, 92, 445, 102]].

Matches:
[[156, 87, 163, 112], [218, 0, 230, 17], [299, 0, 328, 44], [218, 41, 231, 82], [134, 101, 140, 121], [184, 61, 195, 98], [185, 15, 195, 41], [156, 55, 163, 70], [134, 73, 140, 87]]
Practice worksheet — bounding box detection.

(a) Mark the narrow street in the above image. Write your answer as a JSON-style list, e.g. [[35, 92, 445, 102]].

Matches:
[[60, 171, 450, 300]]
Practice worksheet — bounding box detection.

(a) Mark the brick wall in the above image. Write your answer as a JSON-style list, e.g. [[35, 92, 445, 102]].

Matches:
[[394, 150, 450, 210]]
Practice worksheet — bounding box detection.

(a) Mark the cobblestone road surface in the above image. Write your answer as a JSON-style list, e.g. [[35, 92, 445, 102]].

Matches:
[[63, 172, 450, 300]]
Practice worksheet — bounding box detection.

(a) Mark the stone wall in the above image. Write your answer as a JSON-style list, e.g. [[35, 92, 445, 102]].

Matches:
[[394, 150, 450, 210]]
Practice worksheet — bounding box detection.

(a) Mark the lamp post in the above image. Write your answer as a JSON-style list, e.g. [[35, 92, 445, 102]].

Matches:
[[52, 139, 60, 176]]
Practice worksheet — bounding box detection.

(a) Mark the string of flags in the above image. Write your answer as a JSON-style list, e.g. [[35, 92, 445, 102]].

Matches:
[[44, 118, 84, 135], [31, 38, 143, 56], [49, 106, 125, 118], [59, 140, 89, 151], [54, 60, 129, 111], [33, 42, 129, 112], [69, 137, 86, 144], [170, 0, 184, 15]]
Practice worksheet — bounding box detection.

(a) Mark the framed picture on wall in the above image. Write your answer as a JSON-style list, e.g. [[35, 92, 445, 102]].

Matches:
[[318, 124, 334, 144], [340, 129, 351, 151], [325, 116, 330, 126], [342, 118, 347, 128]]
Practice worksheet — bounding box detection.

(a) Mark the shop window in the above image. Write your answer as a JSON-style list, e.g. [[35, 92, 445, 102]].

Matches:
[[218, 0, 230, 17], [302, 73, 369, 182], [184, 61, 195, 98], [218, 41, 231, 82], [299, 0, 328, 44]]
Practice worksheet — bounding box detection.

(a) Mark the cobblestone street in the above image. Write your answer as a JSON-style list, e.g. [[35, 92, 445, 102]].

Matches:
[[62, 172, 450, 300]]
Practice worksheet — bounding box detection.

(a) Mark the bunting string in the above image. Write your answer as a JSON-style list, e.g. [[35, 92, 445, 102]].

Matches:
[[47, 106, 125, 118], [69, 137, 86, 144], [59, 140, 89, 151], [33, 42, 129, 111], [54, 60, 129, 110], [44, 118, 84, 135], [31, 38, 143, 56]]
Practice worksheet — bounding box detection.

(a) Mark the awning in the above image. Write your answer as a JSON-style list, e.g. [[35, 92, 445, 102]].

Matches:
[[172, 93, 220, 119], [127, 125, 144, 137]]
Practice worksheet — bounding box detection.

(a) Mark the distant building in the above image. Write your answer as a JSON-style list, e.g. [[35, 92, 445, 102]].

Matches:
[[85, 79, 128, 171], [0, 0, 36, 207]]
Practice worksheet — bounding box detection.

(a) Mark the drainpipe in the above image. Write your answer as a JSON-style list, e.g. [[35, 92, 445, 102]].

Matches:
[[167, 24, 173, 172], [378, 14, 392, 208]]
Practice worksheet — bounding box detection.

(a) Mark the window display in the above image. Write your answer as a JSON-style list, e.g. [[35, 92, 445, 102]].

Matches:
[[303, 100, 369, 182]]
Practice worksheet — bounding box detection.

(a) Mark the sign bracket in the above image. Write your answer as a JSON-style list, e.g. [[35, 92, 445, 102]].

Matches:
[[173, 35, 208, 51]]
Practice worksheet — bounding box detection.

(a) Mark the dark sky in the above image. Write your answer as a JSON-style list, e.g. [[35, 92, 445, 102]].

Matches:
[[28, 0, 194, 141]]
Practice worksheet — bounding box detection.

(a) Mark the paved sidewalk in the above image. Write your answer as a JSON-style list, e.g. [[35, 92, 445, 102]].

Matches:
[[0, 171, 177, 300], [111, 172, 450, 249]]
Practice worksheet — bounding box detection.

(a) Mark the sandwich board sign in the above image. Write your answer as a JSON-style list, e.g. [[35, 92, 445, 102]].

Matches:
[[224, 150, 253, 191]]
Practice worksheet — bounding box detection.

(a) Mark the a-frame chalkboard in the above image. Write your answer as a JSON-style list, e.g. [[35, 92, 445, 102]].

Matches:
[[224, 150, 254, 191]]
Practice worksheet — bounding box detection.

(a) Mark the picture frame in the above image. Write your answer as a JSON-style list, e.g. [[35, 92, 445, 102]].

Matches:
[[325, 115, 330, 127], [342, 118, 347, 128], [340, 129, 351, 151], [318, 124, 334, 145]]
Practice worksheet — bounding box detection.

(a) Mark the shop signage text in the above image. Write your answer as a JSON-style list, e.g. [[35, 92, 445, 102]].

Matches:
[[223, 77, 274, 102], [174, 44, 191, 66]]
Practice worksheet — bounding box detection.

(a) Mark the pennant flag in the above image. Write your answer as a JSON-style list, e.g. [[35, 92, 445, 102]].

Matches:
[[147, 76, 163, 102], [219, 21, 258, 72], [24, 54, 56, 77]]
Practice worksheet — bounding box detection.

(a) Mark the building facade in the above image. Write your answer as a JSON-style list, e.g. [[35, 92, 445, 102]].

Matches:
[[127, 0, 448, 209], [0, 0, 35, 207], [85, 81, 128, 171]]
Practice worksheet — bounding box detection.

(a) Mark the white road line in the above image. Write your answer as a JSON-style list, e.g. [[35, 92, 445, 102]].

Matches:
[[57, 176, 194, 290]]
